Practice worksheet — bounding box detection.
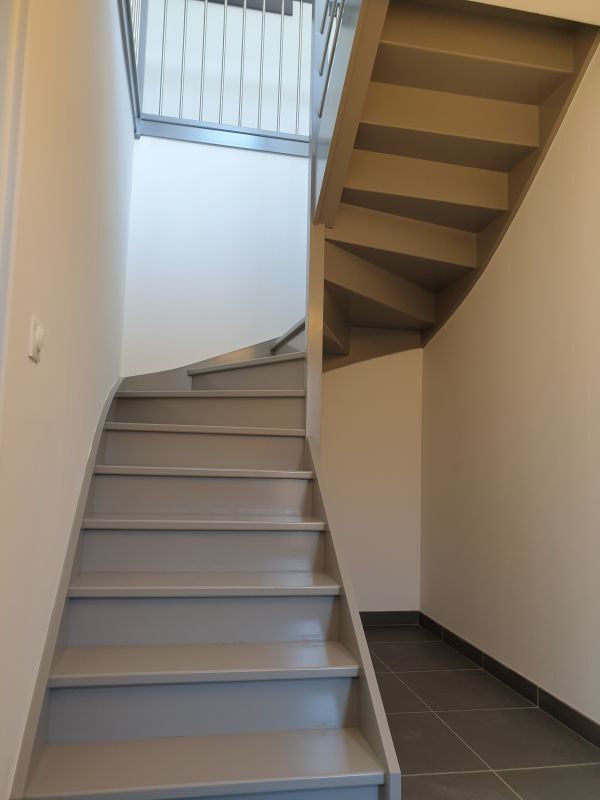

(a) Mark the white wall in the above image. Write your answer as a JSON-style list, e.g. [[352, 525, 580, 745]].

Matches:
[[0, 2, 134, 795], [122, 136, 309, 376], [321, 350, 422, 611], [469, 0, 600, 24], [421, 48, 600, 723]]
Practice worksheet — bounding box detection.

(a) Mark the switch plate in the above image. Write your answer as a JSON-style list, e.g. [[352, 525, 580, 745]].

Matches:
[[28, 315, 44, 363]]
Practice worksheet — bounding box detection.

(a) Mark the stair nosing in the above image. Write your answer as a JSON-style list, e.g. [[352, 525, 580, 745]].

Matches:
[[378, 38, 574, 76], [187, 351, 305, 377], [25, 773, 383, 800], [48, 663, 360, 688], [93, 466, 314, 479], [25, 729, 384, 800], [68, 571, 340, 599], [81, 517, 327, 531], [104, 423, 306, 437], [117, 389, 306, 398], [49, 642, 359, 688], [342, 183, 508, 215]]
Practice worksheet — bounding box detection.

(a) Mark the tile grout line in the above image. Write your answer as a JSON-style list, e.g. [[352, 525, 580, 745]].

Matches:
[[387, 670, 528, 800], [385, 667, 483, 674], [402, 769, 492, 778], [386, 706, 536, 716], [498, 762, 600, 773], [437, 628, 600, 754], [534, 704, 600, 754], [372, 625, 600, 764]]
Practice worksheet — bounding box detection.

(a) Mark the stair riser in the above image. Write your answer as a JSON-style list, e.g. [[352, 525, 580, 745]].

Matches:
[[356, 122, 536, 172], [79, 530, 324, 573], [100, 430, 306, 470], [86, 475, 313, 517], [374, 45, 569, 105], [48, 678, 357, 743], [168, 787, 379, 800], [66, 596, 339, 646], [191, 361, 305, 390], [116, 397, 306, 428]]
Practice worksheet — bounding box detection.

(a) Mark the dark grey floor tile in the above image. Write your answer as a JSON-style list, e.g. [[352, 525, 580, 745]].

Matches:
[[365, 625, 440, 644], [376, 673, 428, 713], [369, 651, 391, 673], [440, 708, 600, 769], [401, 669, 534, 711], [402, 771, 517, 800], [387, 712, 486, 775], [499, 764, 600, 800], [371, 641, 479, 672]]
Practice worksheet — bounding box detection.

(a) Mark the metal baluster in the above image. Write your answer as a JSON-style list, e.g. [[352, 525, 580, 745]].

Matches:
[[319, 0, 345, 117], [130, 0, 138, 55], [137, 0, 150, 110], [199, 0, 208, 120], [295, 0, 304, 134], [238, 0, 247, 126], [276, 0, 285, 131], [219, 0, 228, 123], [130, 0, 136, 55], [320, 0, 338, 76], [135, 0, 141, 53], [258, 0, 266, 129], [158, 0, 169, 115], [319, 0, 330, 34], [179, 0, 189, 118]]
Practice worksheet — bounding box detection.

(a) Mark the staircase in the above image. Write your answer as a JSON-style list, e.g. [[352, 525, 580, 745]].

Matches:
[[19, 338, 396, 800], [317, 0, 599, 369]]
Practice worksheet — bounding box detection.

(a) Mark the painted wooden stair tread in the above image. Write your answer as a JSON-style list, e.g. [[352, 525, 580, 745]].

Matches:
[[117, 389, 306, 398], [50, 641, 359, 686], [68, 571, 341, 597], [94, 465, 314, 479], [187, 351, 305, 376], [25, 728, 384, 800], [104, 422, 306, 437], [81, 515, 327, 531]]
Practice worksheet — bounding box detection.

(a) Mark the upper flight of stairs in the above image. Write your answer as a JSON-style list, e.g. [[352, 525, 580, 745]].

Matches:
[[17, 339, 394, 800], [319, 0, 599, 369]]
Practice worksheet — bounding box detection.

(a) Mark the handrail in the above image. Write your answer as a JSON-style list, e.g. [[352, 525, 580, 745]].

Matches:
[[317, 0, 346, 117], [117, 0, 142, 136], [311, 0, 388, 222], [310, 0, 363, 213]]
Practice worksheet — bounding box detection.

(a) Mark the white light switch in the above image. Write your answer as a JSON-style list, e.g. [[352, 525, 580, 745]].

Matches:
[[28, 315, 44, 363]]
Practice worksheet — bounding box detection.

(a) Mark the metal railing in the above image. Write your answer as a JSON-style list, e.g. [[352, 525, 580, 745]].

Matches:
[[316, 0, 345, 118], [128, 0, 311, 154], [130, 0, 143, 60]]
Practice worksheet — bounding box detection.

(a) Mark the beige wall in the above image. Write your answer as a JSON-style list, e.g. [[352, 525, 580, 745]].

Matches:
[[421, 48, 600, 723], [0, 0, 27, 399], [470, 1, 600, 24], [321, 350, 422, 611], [0, 2, 134, 795]]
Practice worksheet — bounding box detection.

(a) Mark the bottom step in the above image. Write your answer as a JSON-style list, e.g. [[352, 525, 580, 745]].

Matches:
[[26, 728, 384, 800]]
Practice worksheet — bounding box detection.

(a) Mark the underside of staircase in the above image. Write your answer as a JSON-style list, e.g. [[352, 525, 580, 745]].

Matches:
[[319, 0, 599, 370], [16, 329, 396, 800]]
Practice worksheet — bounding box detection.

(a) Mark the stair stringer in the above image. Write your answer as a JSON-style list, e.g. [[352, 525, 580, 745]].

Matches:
[[313, 0, 600, 363], [427, 24, 600, 345], [306, 441, 401, 800], [10, 379, 123, 800]]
